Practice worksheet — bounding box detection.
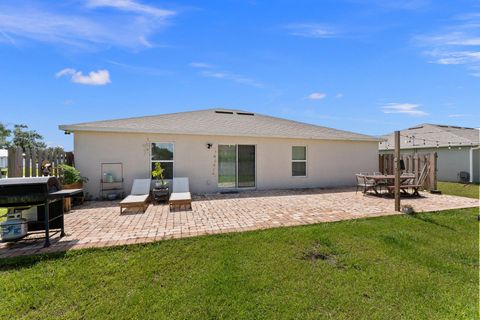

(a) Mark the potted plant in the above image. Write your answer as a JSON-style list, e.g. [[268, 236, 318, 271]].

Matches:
[[401, 204, 414, 214], [152, 162, 168, 189], [59, 164, 88, 189], [58, 164, 88, 212]]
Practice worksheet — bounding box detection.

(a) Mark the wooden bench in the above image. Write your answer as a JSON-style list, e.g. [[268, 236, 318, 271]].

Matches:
[[387, 184, 421, 196]]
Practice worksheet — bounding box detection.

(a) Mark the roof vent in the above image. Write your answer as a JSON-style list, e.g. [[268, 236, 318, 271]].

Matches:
[[236, 112, 254, 116], [215, 110, 234, 115]]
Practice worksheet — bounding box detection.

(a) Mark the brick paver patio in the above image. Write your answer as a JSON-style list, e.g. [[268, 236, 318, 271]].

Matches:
[[1, 188, 478, 258]]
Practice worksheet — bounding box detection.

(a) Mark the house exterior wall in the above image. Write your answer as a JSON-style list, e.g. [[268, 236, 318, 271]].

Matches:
[[0, 149, 7, 168], [0, 157, 7, 168], [380, 147, 478, 182], [74, 131, 378, 198], [472, 148, 479, 183]]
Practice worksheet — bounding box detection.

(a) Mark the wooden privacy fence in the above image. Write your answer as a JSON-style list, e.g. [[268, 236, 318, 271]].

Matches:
[[7, 147, 74, 178], [379, 152, 437, 191]]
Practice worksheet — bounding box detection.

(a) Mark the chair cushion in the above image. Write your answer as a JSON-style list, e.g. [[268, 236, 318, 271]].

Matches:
[[120, 194, 149, 204], [169, 192, 191, 201]]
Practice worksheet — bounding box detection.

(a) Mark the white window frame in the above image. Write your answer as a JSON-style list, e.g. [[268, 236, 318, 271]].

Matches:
[[292, 146, 307, 177], [151, 142, 174, 180]]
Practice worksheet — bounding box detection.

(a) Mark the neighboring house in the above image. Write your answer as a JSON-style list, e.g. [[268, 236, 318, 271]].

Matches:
[[0, 149, 7, 169], [59, 109, 381, 197], [379, 124, 480, 183]]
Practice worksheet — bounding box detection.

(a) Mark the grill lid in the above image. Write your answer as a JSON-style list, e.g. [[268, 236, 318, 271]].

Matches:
[[0, 177, 62, 206], [0, 177, 55, 186]]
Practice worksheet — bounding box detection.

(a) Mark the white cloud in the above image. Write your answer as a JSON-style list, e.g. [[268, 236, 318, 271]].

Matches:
[[415, 13, 480, 77], [200, 70, 263, 88], [354, 0, 430, 10], [0, 2, 175, 50], [56, 68, 76, 78], [418, 32, 480, 47], [336, 93, 344, 98], [85, 0, 175, 17], [189, 63, 263, 88], [382, 103, 428, 116], [189, 62, 212, 68], [425, 49, 480, 65], [56, 68, 111, 85], [307, 92, 327, 100], [447, 114, 467, 118], [107, 60, 170, 76], [285, 24, 336, 38]]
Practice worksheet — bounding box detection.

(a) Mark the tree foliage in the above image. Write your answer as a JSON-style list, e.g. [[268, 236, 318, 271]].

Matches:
[[0, 122, 11, 148], [2, 124, 47, 150], [12, 124, 47, 150]]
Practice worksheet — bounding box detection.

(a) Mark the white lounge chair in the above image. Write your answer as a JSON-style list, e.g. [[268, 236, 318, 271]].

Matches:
[[120, 178, 151, 213], [169, 177, 192, 210]]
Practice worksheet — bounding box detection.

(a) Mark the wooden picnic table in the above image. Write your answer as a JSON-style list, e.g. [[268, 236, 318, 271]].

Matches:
[[362, 174, 416, 195], [363, 174, 415, 182]]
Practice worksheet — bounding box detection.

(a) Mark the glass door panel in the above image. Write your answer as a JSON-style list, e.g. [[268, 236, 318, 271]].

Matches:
[[218, 145, 236, 188], [237, 145, 256, 188]]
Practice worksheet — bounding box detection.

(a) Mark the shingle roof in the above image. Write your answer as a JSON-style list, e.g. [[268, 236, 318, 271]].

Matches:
[[379, 123, 480, 150], [59, 108, 381, 142]]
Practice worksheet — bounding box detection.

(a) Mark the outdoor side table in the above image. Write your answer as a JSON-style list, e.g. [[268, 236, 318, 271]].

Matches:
[[152, 187, 169, 205]]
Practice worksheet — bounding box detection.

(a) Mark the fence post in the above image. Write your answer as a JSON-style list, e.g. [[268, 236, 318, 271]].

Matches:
[[7, 148, 13, 177], [430, 152, 437, 191], [378, 155, 383, 174], [24, 148, 31, 177], [394, 131, 401, 212], [8, 147, 23, 177], [66, 152, 74, 166]]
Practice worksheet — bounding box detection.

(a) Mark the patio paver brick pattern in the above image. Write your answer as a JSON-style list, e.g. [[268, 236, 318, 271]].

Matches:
[[1, 188, 478, 258]]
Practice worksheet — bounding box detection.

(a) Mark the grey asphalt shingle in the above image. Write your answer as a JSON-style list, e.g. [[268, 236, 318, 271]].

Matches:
[[379, 123, 480, 150], [59, 108, 381, 142]]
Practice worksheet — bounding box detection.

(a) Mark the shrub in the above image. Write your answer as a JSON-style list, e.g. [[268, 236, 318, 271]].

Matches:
[[59, 164, 88, 185], [152, 162, 166, 186]]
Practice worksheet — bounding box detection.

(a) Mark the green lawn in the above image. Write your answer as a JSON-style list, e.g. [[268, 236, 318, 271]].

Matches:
[[0, 208, 478, 319], [438, 181, 480, 199]]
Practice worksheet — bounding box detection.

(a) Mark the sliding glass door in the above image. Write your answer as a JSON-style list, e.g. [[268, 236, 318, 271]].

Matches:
[[218, 145, 256, 188], [237, 145, 256, 187], [218, 145, 236, 188]]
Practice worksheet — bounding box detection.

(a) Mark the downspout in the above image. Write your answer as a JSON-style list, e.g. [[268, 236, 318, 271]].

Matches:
[[470, 146, 480, 183]]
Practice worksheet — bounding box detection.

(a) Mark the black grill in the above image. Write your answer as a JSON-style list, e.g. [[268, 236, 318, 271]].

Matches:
[[0, 177, 83, 247]]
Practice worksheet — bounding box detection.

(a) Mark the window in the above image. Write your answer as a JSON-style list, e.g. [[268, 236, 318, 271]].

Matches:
[[151, 143, 174, 180], [292, 146, 307, 177]]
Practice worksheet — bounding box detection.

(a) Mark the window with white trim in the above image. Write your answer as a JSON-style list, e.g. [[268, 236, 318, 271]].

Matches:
[[292, 146, 307, 177], [151, 143, 174, 179]]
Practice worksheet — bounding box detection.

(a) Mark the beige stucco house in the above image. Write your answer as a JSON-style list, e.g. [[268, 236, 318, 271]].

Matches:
[[59, 109, 381, 198], [379, 124, 480, 183]]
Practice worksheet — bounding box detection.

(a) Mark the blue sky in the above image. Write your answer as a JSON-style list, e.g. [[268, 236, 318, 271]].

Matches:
[[0, 0, 479, 149]]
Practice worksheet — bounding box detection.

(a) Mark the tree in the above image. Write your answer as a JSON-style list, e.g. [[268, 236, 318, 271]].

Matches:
[[11, 124, 46, 150], [0, 122, 10, 148], [46, 146, 65, 154]]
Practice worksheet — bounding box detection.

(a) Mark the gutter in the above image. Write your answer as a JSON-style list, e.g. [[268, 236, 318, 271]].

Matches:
[[470, 146, 480, 183]]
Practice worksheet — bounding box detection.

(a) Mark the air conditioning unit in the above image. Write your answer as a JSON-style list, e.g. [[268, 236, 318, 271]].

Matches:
[[458, 171, 470, 183]]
